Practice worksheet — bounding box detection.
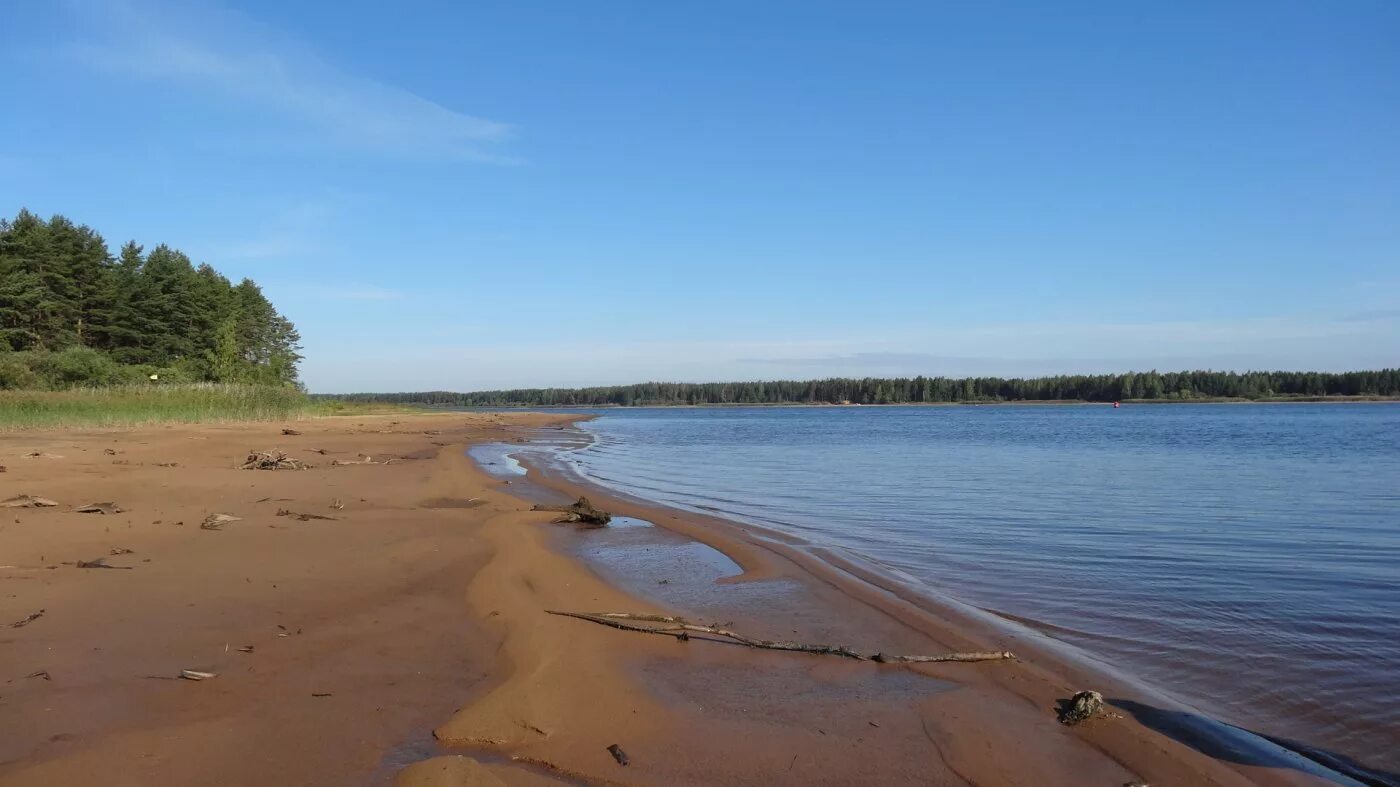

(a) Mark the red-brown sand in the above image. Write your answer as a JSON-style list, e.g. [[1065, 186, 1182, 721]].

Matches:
[[0, 413, 1351, 785]]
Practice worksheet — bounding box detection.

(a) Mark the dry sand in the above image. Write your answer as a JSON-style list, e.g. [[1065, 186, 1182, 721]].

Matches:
[[0, 413, 1358, 785]]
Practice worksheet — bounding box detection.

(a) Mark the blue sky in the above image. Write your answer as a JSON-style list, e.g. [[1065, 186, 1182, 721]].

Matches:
[[2, 1, 1397, 392]]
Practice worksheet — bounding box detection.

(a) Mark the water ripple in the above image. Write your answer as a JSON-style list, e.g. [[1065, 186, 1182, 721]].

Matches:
[[563, 404, 1400, 773]]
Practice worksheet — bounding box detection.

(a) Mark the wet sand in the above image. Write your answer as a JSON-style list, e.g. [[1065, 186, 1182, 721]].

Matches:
[[0, 413, 1370, 785]]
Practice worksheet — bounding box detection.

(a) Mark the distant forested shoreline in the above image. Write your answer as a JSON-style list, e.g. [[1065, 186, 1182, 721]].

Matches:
[[0, 209, 301, 389], [321, 369, 1400, 407]]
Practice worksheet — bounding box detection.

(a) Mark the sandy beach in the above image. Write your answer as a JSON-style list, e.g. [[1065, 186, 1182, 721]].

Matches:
[[0, 413, 1365, 786]]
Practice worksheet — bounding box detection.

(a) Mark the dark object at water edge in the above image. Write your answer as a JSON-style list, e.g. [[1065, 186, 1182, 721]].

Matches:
[[532, 496, 612, 527], [1059, 690, 1104, 725]]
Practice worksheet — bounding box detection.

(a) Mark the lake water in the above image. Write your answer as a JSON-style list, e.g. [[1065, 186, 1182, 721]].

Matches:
[[543, 403, 1399, 776]]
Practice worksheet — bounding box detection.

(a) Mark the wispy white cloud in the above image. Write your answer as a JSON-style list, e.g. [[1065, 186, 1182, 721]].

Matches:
[[60, 0, 515, 162]]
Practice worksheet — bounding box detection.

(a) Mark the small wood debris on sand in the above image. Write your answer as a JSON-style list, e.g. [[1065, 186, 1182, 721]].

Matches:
[[607, 744, 630, 766], [1, 495, 59, 508], [74, 502, 124, 515], [330, 455, 384, 466], [179, 670, 217, 681], [281, 428, 302, 436], [240, 450, 309, 470], [9, 609, 45, 628], [276, 509, 338, 522], [532, 496, 612, 527], [421, 497, 484, 510], [201, 513, 241, 531], [109, 547, 135, 556], [21, 452, 63, 460], [76, 557, 132, 570]]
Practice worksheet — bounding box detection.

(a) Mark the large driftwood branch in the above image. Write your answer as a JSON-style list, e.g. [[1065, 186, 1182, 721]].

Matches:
[[545, 610, 1014, 664], [240, 450, 309, 470], [532, 497, 612, 527]]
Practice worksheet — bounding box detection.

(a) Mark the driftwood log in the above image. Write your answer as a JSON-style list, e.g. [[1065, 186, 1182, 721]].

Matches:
[[532, 497, 612, 527], [546, 611, 1015, 664]]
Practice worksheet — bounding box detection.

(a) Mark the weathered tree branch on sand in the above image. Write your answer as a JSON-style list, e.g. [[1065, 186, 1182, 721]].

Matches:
[[9, 609, 44, 628], [75, 557, 132, 570], [532, 497, 612, 527], [240, 450, 309, 470], [545, 610, 1015, 664]]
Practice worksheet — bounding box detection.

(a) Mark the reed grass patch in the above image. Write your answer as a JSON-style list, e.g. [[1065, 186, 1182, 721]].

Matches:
[[0, 384, 313, 430]]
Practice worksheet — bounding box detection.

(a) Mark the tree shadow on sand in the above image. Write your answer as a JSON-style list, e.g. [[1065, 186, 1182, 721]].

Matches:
[[1108, 698, 1398, 787]]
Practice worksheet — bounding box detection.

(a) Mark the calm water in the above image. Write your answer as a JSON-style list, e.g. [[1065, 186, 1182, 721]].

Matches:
[[548, 404, 1399, 774]]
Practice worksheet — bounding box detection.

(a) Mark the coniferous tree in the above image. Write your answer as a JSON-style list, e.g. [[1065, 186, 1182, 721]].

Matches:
[[0, 209, 303, 389], [0, 209, 54, 350], [324, 369, 1400, 407]]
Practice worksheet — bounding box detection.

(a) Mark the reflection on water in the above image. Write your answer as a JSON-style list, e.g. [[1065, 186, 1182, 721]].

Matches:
[[548, 404, 1400, 775]]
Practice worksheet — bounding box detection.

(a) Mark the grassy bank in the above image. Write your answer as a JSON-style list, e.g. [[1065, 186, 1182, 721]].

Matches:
[[0, 384, 400, 430]]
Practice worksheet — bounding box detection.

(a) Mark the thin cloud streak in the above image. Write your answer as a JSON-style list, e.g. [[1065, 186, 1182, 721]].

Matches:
[[61, 0, 515, 162]]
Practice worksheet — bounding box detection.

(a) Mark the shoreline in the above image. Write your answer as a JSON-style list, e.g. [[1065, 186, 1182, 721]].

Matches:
[[498, 418, 1387, 787], [427, 396, 1400, 409], [0, 413, 1382, 785]]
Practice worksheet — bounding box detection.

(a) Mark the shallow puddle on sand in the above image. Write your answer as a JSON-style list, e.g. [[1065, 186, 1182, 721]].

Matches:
[[372, 735, 446, 784], [372, 735, 584, 786], [553, 515, 823, 618], [467, 442, 529, 478], [466, 441, 783, 612]]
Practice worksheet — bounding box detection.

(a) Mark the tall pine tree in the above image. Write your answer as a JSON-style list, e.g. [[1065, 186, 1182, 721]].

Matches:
[[0, 209, 303, 388]]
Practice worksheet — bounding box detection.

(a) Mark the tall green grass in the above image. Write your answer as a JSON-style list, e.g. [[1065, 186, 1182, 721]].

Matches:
[[0, 384, 316, 430]]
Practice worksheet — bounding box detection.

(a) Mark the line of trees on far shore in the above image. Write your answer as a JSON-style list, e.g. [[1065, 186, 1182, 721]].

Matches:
[[0, 209, 302, 390], [321, 369, 1400, 407]]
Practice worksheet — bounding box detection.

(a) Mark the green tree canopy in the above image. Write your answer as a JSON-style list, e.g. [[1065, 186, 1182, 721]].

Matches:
[[0, 209, 302, 389], [323, 369, 1400, 407]]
